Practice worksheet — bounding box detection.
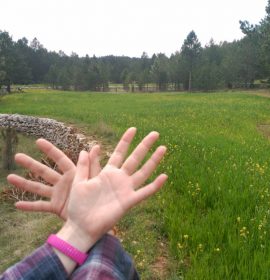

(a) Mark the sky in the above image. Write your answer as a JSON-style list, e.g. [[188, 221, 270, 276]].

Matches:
[[0, 0, 268, 58]]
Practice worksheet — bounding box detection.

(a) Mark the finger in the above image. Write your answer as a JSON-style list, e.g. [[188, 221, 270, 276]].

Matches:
[[73, 150, 89, 185], [121, 131, 159, 175], [15, 153, 60, 185], [107, 127, 137, 167], [7, 174, 53, 198], [132, 146, 167, 188], [89, 145, 101, 178], [36, 139, 74, 173], [131, 174, 168, 207], [15, 200, 52, 213]]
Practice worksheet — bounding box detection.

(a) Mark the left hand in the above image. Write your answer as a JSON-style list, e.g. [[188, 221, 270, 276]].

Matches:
[[7, 139, 101, 220]]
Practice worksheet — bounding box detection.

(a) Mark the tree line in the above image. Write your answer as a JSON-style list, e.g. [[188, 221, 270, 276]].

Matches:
[[1, 1, 270, 92]]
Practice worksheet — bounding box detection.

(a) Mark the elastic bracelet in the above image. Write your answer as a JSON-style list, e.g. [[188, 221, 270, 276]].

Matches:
[[46, 234, 88, 265]]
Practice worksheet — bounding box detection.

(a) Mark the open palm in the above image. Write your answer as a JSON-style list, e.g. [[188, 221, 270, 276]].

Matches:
[[7, 139, 100, 220], [66, 127, 167, 240]]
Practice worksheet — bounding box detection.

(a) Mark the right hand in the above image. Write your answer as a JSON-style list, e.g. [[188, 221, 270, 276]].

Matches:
[[60, 127, 167, 247]]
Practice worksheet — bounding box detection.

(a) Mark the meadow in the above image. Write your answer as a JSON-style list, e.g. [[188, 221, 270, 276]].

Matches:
[[1, 90, 270, 279]]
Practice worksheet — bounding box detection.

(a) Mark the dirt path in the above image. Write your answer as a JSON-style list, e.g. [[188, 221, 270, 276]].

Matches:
[[250, 90, 270, 98]]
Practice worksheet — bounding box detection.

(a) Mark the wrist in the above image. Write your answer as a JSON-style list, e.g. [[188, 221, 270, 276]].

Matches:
[[47, 234, 88, 266], [56, 220, 97, 253], [46, 221, 97, 274]]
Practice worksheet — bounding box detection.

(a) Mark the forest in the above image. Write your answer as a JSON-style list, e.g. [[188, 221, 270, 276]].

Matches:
[[1, 1, 270, 92]]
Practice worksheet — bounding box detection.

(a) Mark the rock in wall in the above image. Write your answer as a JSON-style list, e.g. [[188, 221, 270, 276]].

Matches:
[[0, 114, 97, 162]]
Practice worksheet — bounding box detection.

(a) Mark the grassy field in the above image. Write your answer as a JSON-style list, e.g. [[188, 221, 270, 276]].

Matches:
[[0, 133, 63, 271], [1, 90, 270, 279]]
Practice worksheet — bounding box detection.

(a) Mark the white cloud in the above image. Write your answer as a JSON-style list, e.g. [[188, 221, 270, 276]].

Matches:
[[0, 0, 267, 57]]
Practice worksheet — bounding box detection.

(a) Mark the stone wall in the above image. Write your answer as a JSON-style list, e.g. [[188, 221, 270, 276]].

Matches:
[[0, 114, 97, 162]]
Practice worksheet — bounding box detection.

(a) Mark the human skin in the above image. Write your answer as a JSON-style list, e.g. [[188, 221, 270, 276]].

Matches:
[[8, 128, 167, 275]]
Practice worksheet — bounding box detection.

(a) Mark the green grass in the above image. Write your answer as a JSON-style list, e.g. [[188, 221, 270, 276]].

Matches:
[[0, 132, 42, 185], [0, 132, 62, 272], [0, 204, 61, 271], [1, 90, 270, 278]]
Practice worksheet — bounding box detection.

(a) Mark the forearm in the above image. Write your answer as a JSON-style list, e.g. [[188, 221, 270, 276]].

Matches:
[[0, 244, 68, 280], [52, 221, 99, 275], [0, 221, 98, 279], [71, 234, 140, 280]]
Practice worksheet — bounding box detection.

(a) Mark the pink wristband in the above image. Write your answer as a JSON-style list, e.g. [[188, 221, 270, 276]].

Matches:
[[46, 234, 88, 265]]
